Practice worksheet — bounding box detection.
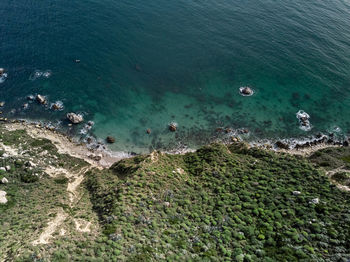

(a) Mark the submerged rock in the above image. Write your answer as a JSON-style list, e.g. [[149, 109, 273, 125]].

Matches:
[[106, 136, 116, 144], [36, 94, 47, 105], [146, 129, 151, 134], [67, 113, 84, 124]]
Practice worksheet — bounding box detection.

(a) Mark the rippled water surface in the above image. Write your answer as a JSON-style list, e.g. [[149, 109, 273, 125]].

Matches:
[[1, 0, 350, 152]]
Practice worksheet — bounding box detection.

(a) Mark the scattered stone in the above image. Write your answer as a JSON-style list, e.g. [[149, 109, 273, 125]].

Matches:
[[169, 122, 177, 132], [36, 94, 47, 105], [0, 190, 7, 204], [1, 177, 8, 184], [309, 198, 319, 204], [0, 101, 5, 107], [292, 191, 301, 196], [51, 101, 64, 111], [275, 141, 290, 150], [27, 95, 35, 101], [106, 136, 116, 144], [5, 165, 10, 171], [146, 129, 151, 134], [67, 113, 84, 124], [239, 86, 254, 96]]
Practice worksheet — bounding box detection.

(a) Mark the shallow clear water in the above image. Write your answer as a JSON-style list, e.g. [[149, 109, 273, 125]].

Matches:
[[1, 0, 350, 153]]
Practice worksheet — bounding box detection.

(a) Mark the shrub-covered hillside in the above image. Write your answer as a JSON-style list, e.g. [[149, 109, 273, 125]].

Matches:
[[86, 143, 350, 261]]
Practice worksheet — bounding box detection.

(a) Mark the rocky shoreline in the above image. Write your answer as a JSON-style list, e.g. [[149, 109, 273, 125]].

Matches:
[[1, 117, 349, 168]]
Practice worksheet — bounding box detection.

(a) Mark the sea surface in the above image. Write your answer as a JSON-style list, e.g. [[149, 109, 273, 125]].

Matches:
[[1, 0, 350, 153]]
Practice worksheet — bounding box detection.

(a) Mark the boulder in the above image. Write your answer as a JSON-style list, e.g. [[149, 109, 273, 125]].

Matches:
[[106, 136, 116, 144], [0, 190, 7, 204], [169, 123, 177, 132], [239, 86, 253, 96], [292, 191, 301, 196], [275, 141, 290, 150], [51, 102, 63, 111], [5, 165, 10, 171], [36, 94, 47, 105], [67, 113, 84, 124], [1, 177, 8, 184], [0, 101, 5, 107], [0, 167, 6, 172], [0, 68, 4, 76], [309, 198, 319, 204]]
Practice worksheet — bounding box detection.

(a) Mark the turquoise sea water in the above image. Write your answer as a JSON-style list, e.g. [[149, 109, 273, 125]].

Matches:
[[1, 0, 350, 153]]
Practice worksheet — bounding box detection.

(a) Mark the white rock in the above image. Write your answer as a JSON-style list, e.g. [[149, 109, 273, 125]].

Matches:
[[309, 198, 319, 204], [0, 167, 6, 172], [0, 190, 7, 204], [5, 165, 10, 171], [1, 177, 8, 184], [292, 191, 301, 196]]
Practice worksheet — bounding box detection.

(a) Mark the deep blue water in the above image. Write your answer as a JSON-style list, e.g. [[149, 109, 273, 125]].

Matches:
[[1, 0, 350, 153]]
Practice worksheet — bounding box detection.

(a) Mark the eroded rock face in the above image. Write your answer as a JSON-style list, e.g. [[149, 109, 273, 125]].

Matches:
[[36, 94, 47, 105], [67, 113, 84, 124]]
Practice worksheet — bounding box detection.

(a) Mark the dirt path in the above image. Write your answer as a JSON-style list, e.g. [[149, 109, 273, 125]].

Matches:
[[32, 209, 68, 245], [32, 164, 92, 245]]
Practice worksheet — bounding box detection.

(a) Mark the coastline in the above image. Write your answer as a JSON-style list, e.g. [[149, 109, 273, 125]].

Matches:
[[1, 119, 346, 169]]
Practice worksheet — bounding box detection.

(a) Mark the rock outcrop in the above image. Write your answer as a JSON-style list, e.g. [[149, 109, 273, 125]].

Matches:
[[67, 113, 84, 124]]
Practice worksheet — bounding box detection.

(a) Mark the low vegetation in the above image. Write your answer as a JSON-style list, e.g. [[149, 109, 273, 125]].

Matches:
[[1, 124, 350, 261]]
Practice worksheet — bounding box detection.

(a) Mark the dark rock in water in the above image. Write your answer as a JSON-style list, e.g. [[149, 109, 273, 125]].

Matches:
[[343, 140, 349, 147], [106, 136, 116, 143], [67, 113, 84, 124], [275, 141, 290, 150], [316, 133, 323, 139], [146, 129, 151, 134], [51, 102, 63, 111], [22, 103, 29, 110], [239, 86, 253, 96], [27, 95, 35, 101], [169, 123, 177, 132], [329, 133, 334, 138], [36, 94, 47, 105], [87, 121, 94, 126]]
